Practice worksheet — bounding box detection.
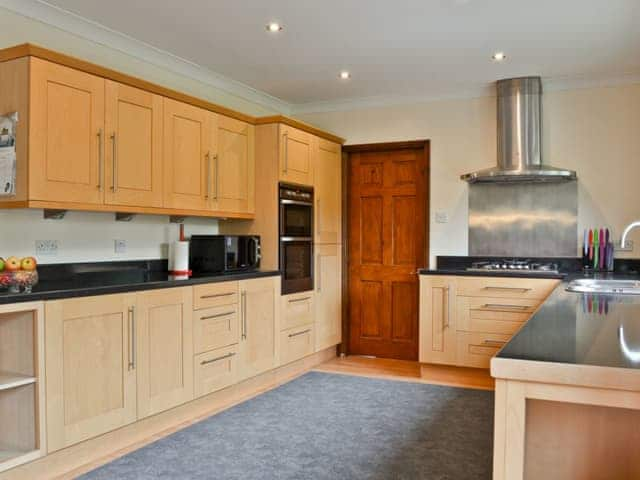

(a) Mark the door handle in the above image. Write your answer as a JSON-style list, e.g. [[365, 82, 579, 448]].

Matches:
[[200, 292, 234, 299], [110, 133, 117, 192], [128, 306, 136, 370], [288, 329, 311, 338], [200, 311, 236, 320], [97, 129, 104, 191], [316, 255, 321, 293], [241, 290, 247, 340], [200, 352, 236, 365], [482, 339, 506, 347], [205, 152, 211, 199], [213, 154, 219, 200], [442, 286, 450, 329], [288, 296, 311, 303], [481, 304, 531, 311], [283, 132, 288, 173], [483, 286, 531, 292]]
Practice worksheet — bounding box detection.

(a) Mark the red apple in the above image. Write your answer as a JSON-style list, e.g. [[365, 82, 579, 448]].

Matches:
[[20, 257, 37, 271], [5, 256, 20, 272]]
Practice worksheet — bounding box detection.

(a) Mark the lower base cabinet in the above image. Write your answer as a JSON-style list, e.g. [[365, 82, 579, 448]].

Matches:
[[45, 293, 138, 452], [314, 244, 342, 351], [280, 325, 315, 365], [194, 344, 239, 398], [238, 276, 281, 380]]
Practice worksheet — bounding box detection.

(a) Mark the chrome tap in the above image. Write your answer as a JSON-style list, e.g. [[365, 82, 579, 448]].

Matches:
[[620, 221, 640, 249]]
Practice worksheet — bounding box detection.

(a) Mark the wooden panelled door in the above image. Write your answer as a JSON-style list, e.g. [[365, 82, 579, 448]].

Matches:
[[347, 142, 429, 360]]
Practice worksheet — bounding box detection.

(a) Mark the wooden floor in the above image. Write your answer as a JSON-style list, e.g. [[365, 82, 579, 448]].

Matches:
[[314, 355, 495, 391]]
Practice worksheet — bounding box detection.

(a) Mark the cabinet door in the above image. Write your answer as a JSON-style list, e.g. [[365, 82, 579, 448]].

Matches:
[[315, 244, 342, 351], [315, 139, 342, 244], [163, 98, 211, 210], [104, 80, 163, 207], [136, 287, 193, 418], [45, 293, 136, 452], [29, 58, 105, 204], [279, 124, 313, 186], [238, 276, 280, 379], [419, 276, 457, 365], [212, 115, 255, 214]]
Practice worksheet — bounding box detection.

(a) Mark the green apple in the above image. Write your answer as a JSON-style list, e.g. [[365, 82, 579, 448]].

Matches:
[[0, 257, 5, 272]]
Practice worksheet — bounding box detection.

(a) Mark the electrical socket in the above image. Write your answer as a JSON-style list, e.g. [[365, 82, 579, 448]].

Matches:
[[114, 239, 127, 254], [35, 240, 59, 256], [435, 211, 449, 224]]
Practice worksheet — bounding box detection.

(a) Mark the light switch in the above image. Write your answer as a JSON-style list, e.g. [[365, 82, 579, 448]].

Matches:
[[435, 211, 448, 224], [114, 239, 127, 254]]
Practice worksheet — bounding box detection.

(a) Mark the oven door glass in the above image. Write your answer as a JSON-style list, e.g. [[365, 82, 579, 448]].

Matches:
[[281, 202, 312, 237], [280, 240, 313, 294]]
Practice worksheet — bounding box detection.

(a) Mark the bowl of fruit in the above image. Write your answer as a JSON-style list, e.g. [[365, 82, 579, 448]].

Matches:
[[0, 256, 38, 293]]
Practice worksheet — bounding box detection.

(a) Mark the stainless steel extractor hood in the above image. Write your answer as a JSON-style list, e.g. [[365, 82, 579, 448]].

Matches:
[[461, 77, 577, 183]]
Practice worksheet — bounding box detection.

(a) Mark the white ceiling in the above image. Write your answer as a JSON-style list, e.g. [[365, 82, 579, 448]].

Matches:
[[24, 0, 640, 110]]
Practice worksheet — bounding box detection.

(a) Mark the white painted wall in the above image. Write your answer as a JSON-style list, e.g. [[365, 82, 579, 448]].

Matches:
[[0, 7, 283, 264], [296, 83, 640, 267]]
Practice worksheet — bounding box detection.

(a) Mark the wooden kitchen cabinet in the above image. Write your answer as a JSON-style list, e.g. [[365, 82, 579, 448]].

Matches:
[[212, 115, 255, 214], [279, 124, 313, 186], [314, 244, 342, 351], [104, 80, 163, 207], [162, 98, 212, 211], [419, 276, 457, 365], [314, 138, 342, 244], [238, 276, 280, 380], [29, 58, 105, 204], [45, 293, 137, 452], [135, 287, 194, 419]]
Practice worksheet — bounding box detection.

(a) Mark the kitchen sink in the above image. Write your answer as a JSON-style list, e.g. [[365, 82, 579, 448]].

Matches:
[[566, 278, 640, 295]]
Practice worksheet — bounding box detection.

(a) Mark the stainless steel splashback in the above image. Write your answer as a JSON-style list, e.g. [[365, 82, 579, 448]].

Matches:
[[469, 182, 577, 257]]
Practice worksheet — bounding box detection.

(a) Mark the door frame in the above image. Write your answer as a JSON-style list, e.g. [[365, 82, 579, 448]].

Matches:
[[340, 140, 430, 357]]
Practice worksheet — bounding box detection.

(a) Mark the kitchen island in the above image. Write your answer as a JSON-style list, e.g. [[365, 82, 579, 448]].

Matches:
[[492, 274, 640, 480]]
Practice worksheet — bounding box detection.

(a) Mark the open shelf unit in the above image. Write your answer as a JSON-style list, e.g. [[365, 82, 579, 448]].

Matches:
[[0, 302, 45, 473]]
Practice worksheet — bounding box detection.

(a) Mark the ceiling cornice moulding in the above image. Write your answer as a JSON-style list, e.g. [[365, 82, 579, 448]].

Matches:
[[0, 0, 293, 115]]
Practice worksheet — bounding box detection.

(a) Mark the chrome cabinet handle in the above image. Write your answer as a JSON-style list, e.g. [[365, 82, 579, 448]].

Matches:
[[128, 306, 136, 370], [482, 339, 506, 347], [97, 129, 104, 191], [316, 255, 321, 293], [283, 132, 288, 173], [110, 133, 117, 192], [200, 292, 234, 299], [213, 154, 219, 200], [200, 310, 235, 320], [288, 329, 311, 338], [205, 152, 211, 199], [481, 304, 530, 311], [200, 352, 236, 365], [288, 296, 311, 303], [241, 290, 247, 340], [483, 286, 531, 292], [317, 198, 321, 235], [443, 286, 450, 329]]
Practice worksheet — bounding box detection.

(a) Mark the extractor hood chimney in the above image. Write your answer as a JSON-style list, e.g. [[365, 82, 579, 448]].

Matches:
[[461, 77, 577, 183]]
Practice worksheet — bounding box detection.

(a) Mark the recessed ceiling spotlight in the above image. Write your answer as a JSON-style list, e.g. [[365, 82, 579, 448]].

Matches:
[[339, 71, 351, 80], [266, 22, 283, 33], [492, 52, 506, 62]]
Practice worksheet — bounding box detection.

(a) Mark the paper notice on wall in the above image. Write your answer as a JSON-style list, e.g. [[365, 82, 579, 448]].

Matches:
[[0, 112, 17, 196]]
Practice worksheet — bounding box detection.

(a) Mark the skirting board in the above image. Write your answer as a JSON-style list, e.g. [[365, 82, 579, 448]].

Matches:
[[0, 346, 337, 480]]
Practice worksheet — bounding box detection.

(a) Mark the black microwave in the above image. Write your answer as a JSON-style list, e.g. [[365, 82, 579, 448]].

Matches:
[[189, 235, 261, 274]]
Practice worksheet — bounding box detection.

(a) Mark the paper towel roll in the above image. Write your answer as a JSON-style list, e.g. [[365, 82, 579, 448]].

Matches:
[[169, 241, 190, 274]]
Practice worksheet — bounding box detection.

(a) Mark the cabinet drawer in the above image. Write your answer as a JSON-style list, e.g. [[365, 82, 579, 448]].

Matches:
[[281, 292, 314, 331], [456, 332, 511, 369], [456, 277, 558, 300], [280, 324, 315, 365], [456, 296, 539, 335], [194, 345, 238, 398], [193, 304, 239, 354], [193, 282, 238, 310]]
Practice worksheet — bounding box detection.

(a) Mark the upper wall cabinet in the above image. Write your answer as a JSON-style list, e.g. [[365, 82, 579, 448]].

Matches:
[[314, 138, 342, 244], [29, 58, 105, 204], [212, 115, 255, 215], [163, 98, 211, 211], [105, 80, 163, 208], [279, 124, 313, 186]]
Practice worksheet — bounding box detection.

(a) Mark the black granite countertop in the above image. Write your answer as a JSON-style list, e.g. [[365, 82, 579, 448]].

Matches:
[[418, 268, 567, 280], [497, 272, 640, 370], [0, 259, 281, 304]]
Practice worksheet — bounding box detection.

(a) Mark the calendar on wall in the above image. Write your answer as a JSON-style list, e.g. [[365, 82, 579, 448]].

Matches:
[[0, 112, 17, 196]]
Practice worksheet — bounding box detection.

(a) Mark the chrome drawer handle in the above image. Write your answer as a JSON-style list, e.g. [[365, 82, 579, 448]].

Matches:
[[482, 340, 506, 347], [483, 286, 531, 292], [481, 304, 530, 311], [200, 311, 235, 320], [288, 329, 311, 338], [288, 296, 311, 303], [97, 129, 104, 191], [200, 352, 236, 365], [200, 292, 235, 299]]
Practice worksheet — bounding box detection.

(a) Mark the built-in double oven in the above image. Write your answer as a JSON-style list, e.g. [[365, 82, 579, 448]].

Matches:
[[279, 183, 314, 294]]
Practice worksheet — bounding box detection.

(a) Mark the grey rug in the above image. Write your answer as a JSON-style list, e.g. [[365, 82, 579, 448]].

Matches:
[[80, 372, 493, 480]]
